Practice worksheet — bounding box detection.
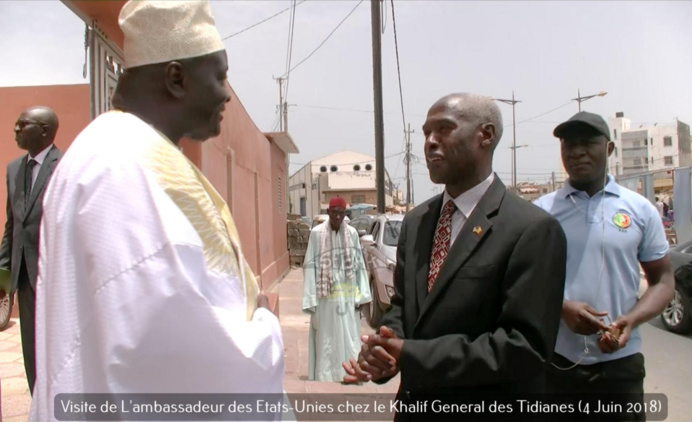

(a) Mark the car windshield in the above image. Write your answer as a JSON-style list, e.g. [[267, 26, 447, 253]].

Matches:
[[352, 218, 371, 231], [383, 221, 402, 246]]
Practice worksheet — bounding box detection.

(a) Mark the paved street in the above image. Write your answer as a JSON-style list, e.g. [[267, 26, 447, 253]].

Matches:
[[2, 268, 691, 421], [0, 314, 31, 422], [280, 267, 400, 396]]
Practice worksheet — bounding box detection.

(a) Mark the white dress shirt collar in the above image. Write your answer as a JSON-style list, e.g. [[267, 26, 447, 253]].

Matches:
[[442, 172, 495, 218], [28, 144, 54, 165]]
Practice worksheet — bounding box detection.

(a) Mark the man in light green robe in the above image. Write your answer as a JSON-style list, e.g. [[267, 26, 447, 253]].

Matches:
[[302, 198, 371, 382]]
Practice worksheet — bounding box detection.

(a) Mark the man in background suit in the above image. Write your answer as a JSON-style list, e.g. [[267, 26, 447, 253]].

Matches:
[[344, 93, 567, 419], [0, 106, 61, 393]]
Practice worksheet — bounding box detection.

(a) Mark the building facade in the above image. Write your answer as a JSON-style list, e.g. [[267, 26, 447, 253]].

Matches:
[[608, 112, 691, 177], [288, 151, 394, 218]]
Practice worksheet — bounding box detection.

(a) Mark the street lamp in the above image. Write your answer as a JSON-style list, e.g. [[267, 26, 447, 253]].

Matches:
[[572, 89, 607, 112], [493, 92, 521, 188]]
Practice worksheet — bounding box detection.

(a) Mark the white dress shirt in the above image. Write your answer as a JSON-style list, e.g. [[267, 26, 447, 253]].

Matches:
[[441, 173, 495, 246], [27, 144, 54, 193]]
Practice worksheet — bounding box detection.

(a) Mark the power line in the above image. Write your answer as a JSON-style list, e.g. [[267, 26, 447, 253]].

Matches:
[[293, 104, 426, 117], [390, 0, 407, 136], [279, 0, 364, 78], [512, 101, 573, 127], [386, 151, 406, 159], [222, 0, 307, 41], [284, 0, 298, 102]]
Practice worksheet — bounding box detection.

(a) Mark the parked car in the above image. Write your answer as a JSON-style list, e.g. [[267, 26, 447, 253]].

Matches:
[[349, 215, 375, 237], [662, 239, 692, 333], [360, 214, 403, 327]]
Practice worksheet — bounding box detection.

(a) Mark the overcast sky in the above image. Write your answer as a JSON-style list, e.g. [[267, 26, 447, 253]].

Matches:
[[1, 1, 691, 204]]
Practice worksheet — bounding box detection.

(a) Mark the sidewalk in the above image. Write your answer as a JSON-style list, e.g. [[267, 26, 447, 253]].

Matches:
[[0, 267, 399, 422], [279, 267, 400, 395], [0, 316, 31, 422]]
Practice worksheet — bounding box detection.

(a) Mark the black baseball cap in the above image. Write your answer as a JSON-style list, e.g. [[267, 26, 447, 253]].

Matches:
[[553, 111, 611, 142]]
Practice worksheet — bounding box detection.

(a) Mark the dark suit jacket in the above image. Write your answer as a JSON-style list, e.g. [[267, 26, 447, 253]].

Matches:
[[0, 146, 61, 291], [379, 177, 567, 415]]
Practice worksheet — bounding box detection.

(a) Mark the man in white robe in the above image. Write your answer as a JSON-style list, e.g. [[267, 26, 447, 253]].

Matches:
[[302, 197, 371, 382], [30, 2, 284, 420]]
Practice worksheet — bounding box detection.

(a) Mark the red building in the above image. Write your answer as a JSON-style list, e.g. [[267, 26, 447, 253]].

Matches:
[[1, 1, 297, 310]]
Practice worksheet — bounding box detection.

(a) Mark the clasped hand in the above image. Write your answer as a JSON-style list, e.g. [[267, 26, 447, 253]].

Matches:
[[342, 326, 402, 383]]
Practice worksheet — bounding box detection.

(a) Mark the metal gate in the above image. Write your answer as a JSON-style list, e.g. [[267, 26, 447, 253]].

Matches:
[[86, 22, 124, 119]]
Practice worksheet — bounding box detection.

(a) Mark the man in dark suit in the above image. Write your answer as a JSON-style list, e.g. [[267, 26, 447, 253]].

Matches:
[[343, 93, 567, 419], [0, 106, 61, 394]]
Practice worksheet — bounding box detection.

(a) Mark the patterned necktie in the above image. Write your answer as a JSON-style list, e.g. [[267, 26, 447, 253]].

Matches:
[[428, 200, 457, 292], [25, 158, 37, 206]]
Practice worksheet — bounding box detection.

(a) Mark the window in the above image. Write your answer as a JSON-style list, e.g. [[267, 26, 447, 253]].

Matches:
[[351, 194, 366, 204], [651, 157, 654, 164], [383, 221, 402, 246], [613, 129, 617, 140], [320, 166, 327, 172], [644, 138, 648, 146], [633, 158, 642, 166], [614, 147, 618, 157], [330, 165, 338, 172], [664, 136, 673, 147], [351, 218, 372, 232], [664, 156, 674, 165], [365, 164, 373, 171], [650, 138, 653, 146], [370, 222, 381, 241], [353, 164, 361, 171]]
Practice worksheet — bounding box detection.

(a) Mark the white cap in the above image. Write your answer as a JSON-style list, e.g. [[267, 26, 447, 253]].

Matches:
[[119, 0, 225, 69]]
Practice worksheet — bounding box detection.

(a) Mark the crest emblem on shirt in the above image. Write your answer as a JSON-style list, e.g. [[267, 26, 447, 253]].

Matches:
[[612, 212, 632, 230]]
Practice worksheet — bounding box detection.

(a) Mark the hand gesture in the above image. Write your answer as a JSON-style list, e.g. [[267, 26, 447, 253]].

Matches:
[[256, 291, 270, 310], [598, 315, 633, 353], [562, 301, 609, 335]]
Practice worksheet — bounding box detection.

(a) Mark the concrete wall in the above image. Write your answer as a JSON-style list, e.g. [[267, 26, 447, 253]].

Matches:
[[287, 164, 316, 217], [0, 84, 91, 223]]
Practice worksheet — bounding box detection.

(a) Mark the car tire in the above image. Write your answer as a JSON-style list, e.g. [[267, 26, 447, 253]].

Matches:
[[0, 289, 14, 331], [661, 285, 692, 334], [365, 277, 383, 329]]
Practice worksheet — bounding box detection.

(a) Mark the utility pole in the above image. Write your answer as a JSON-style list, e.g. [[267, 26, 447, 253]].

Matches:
[[493, 92, 521, 189], [404, 123, 414, 211], [551, 171, 555, 192], [274, 77, 285, 131], [283, 98, 288, 132], [370, 0, 385, 213]]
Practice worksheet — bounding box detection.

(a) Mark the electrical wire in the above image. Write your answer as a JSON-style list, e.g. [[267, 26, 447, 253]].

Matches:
[[514, 101, 573, 126], [284, 0, 298, 103], [294, 104, 426, 118], [390, 0, 407, 136], [222, 1, 307, 41], [279, 0, 364, 78]]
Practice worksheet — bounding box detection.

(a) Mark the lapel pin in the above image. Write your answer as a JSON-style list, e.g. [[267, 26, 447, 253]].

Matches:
[[473, 226, 482, 236]]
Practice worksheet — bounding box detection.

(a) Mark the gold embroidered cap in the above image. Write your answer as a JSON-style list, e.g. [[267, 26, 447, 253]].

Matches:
[[119, 0, 225, 69]]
